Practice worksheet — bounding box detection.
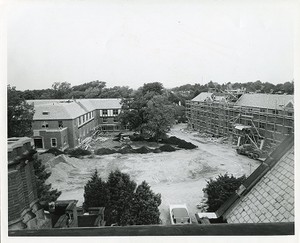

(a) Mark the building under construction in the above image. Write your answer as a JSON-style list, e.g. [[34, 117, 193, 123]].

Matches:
[[186, 91, 294, 153]]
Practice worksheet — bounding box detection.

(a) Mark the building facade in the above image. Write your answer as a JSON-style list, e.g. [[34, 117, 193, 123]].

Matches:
[[28, 99, 122, 150], [186, 93, 294, 151], [8, 137, 51, 230]]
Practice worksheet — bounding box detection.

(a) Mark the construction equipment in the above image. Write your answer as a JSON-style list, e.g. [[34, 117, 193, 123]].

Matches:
[[236, 144, 262, 160]]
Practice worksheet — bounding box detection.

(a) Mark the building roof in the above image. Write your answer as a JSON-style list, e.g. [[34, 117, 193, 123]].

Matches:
[[27, 99, 122, 120], [216, 134, 294, 220], [235, 94, 294, 110], [191, 92, 213, 102]]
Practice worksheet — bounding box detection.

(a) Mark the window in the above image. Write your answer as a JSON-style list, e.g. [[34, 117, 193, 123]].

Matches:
[[260, 108, 266, 113], [88, 113, 90, 119], [58, 121, 63, 128], [113, 109, 118, 115], [86, 114, 88, 120], [287, 112, 293, 116], [51, 138, 57, 147], [42, 111, 49, 115], [91, 112, 94, 118], [259, 123, 265, 129], [272, 110, 279, 115], [78, 117, 81, 126], [83, 115, 85, 123], [113, 117, 118, 123], [103, 109, 108, 115], [103, 117, 108, 123], [42, 122, 48, 128], [287, 127, 292, 134]]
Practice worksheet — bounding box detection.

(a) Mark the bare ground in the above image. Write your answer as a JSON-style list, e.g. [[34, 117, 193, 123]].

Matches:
[[44, 124, 260, 225]]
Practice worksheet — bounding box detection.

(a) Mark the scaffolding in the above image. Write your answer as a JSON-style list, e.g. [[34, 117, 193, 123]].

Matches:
[[186, 94, 294, 153]]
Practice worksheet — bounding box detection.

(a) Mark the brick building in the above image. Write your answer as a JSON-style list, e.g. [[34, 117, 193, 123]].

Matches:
[[27, 98, 122, 150], [186, 92, 294, 151], [215, 135, 294, 223], [8, 137, 51, 230]]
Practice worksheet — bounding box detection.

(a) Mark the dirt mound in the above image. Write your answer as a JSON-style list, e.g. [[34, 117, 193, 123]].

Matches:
[[159, 144, 176, 152], [162, 136, 197, 149], [134, 146, 152, 154], [118, 145, 135, 154], [41, 148, 64, 156], [95, 148, 116, 155], [67, 148, 92, 158]]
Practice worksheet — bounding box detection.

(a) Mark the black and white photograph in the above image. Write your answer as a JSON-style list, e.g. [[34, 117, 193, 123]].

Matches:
[[1, 0, 298, 241]]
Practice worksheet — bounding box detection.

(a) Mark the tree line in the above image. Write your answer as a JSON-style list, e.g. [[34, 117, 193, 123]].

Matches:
[[11, 79, 293, 102]]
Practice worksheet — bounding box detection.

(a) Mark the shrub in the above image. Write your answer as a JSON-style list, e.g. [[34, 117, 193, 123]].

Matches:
[[203, 173, 246, 212], [68, 148, 91, 157]]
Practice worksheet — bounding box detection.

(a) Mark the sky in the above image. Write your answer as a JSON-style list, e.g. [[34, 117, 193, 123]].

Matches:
[[6, 0, 296, 90]]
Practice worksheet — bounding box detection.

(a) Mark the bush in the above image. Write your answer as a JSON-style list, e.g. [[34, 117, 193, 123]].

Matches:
[[203, 173, 246, 212], [95, 148, 116, 155], [68, 148, 91, 157], [159, 144, 176, 152]]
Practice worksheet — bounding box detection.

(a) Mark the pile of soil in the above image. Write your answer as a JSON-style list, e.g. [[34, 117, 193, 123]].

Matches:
[[162, 136, 197, 149], [95, 148, 116, 155], [41, 148, 64, 156], [159, 144, 177, 152], [134, 146, 152, 154], [67, 148, 91, 158], [119, 145, 135, 154]]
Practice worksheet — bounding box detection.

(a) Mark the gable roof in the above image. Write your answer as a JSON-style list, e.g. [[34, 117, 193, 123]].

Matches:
[[27, 98, 122, 120], [235, 94, 294, 110], [192, 92, 213, 102]]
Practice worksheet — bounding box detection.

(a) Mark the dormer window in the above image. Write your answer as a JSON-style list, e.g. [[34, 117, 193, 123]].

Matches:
[[42, 111, 49, 115], [42, 122, 49, 128]]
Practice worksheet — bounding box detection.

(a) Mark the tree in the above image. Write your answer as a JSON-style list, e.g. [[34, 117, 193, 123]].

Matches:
[[83, 170, 162, 226], [51, 81, 72, 98], [203, 173, 246, 212], [105, 170, 137, 225], [7, 85, 35, 137], [120, 181, 161, 225], [143, 95, 175, 140], [32, 155, 61, 204], [119, 83, 175, 140], [83, 170, 108, 210]]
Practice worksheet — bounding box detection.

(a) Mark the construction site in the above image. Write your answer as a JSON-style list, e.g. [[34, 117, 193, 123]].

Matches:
[[186, 90, 294, 157]]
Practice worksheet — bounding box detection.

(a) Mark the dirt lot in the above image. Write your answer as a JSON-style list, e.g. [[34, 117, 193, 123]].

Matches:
[[44, 124, 260, 225]]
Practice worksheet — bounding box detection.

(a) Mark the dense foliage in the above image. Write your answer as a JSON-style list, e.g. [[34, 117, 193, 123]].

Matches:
[[83, 170, 161, 226], [32, 155, 61, 205], [119, 82, 176, 140], [203, 173, 246, 212], [7, 85, 35, 137], [172, 80, 294, 99]]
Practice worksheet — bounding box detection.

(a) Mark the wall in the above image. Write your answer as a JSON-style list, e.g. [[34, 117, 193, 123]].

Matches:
[[225, 147, 294, 223]]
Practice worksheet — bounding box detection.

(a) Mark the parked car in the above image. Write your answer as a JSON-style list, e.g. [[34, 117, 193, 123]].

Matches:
[[169, 204, 192, 225], [236, 144, 262, 160]]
